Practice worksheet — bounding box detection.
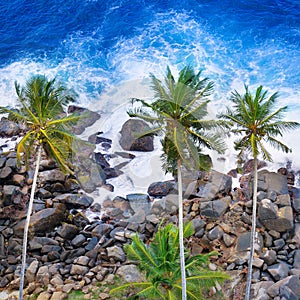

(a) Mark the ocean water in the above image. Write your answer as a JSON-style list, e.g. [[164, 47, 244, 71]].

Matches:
[[1, 0, 300, 197]]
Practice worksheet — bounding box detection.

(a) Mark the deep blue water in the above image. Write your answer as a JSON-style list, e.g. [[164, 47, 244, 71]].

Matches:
[[0, 0, 299, 107]]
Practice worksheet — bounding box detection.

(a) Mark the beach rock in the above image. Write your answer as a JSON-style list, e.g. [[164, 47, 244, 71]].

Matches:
[[259, 204, 294, 232], [126, 193, 151, 214], [147, 180, 175, 197], [119, 119, 154, 151], [116, 264, 144, 282], [54, 193, 94, 208], [267, 275, 300, 298], [0, 118, 20, 137], [197, 170, 232, 200], [256, 170, 288, 195], [267, 262, 290, 281], [199, 197, 230, 219], [13, 203, 66, 237], [67, 105, 101, 135]]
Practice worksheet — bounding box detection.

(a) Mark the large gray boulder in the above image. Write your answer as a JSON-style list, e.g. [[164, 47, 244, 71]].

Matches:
[[13, 203, 66, 237], [197, 170, 232, 200], [258, 200, 294, 232], [119, 119, 154, 151]]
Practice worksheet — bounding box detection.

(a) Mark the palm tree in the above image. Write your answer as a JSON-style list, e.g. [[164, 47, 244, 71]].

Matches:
[[218, 85, 299, 300], [128, 66, 228, 299], [110, 222, 230, 299], [0, 75, 82, 300]]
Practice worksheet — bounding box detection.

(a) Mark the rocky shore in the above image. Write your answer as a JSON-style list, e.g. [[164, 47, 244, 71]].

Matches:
[[0, 108, 300, 300]]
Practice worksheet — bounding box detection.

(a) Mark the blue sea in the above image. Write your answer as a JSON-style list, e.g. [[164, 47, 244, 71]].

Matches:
[[1, 0, 300, 194]]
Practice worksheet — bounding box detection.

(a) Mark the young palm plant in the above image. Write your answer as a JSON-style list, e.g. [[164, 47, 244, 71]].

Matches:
[[128, 66, 228, 299], [110, 222, 230, 299], [0, 75, 82, 300], [218, 85, 299, 300]]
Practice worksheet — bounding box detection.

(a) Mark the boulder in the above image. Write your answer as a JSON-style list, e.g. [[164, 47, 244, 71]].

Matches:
[[147, 181, 175, 197], [200, 197, 230, 219], [256, 170, 288, 195], [14, 203, 66, 237], [197, 170, 232, 200], [259, 204, 294, 232], [0, 118, 20, 137], [126, 193, 151, 214], [116, 264, 145, 282], [267, 275, 300, 298], [54, 193, 94, 208], [67, 105, 101, 135], [267, 262, 290, 281], [119, 119, 154, 151]]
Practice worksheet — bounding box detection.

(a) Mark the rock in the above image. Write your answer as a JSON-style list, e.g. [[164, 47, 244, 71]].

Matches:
[[126, 193, 151, 214], [275, 194, 291, 207], [292, 197, 300, 213], [267, 275, 300, 298], [242, 159, 267, 174], [70, 264, 89, 275], [106, 245, 126, 262], [267, 262, 290, 281], [258, 199, 278, 220], [67, 105, 101, 135], [91, 224, 114, 237], [223, 233, 236, 247], [147, 181, 175, 197], [119, 119, 154, 151], [293, 249, 300, 268], [0, 118, 20, 137], [260, 250, 277, 265], [207, 225, 224, 240], [14, 203, 66, 237], [50, 291, 67, 300], [116, 264, 145, 282], [54, 193, 94, 208], [26, 259, 39, 283], [57, 223, 80, 240], [252, 257, 264, 268], [38, 169, 66, 183], [256, 170, 288, 195], [260, 206, 294, 232], [36, 266, 50, 285], [71, 234, 86, 247], [200, 197, 230, 219], [197, 170, 232, 200], [236, 232, 263, 252], [0, 166, 13, 179]]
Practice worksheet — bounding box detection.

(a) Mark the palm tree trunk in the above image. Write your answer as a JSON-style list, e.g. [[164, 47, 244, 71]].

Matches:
[[19, 146, 42, 300], [245, 157, 258, 300], [177, 159, 187, 300]]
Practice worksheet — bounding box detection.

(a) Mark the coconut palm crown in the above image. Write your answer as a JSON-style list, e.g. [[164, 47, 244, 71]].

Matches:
[[129, 66, 227, 174], [0, 75, 80, 173], [219, 85, 299, 164]]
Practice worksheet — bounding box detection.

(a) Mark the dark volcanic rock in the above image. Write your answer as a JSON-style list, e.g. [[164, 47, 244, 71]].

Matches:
[[119, 119, 154, 151], [147, 181, 175, 197], [14, 204, 67, 237], [54, 193, 94, 208]]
